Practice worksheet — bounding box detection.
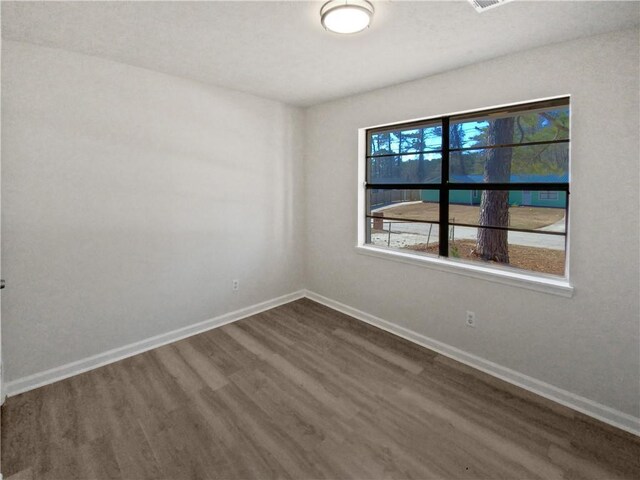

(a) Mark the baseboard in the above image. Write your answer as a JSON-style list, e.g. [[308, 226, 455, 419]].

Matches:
[[304, 290, 640, 437], [4, 287, 639, 437], [4, 290, 305, 397]]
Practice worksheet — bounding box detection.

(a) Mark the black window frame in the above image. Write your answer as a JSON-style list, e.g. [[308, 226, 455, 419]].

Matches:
[[364, 97, 570, 272]]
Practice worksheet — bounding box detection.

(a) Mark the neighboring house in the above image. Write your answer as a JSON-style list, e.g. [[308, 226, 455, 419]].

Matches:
[[420, 174, 568, 208]]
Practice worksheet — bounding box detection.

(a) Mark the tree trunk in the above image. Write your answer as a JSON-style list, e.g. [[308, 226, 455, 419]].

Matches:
[[476, 117, 514, 263]]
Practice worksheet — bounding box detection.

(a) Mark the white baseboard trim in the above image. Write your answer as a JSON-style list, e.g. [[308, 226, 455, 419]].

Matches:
[[304, 290, 640, 437], [4, 290, 305, 397], [4, 287, 638, 437]]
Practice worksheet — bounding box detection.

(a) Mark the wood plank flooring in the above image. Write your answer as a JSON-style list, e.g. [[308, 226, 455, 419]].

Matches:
[[2, 298, 639, 479]]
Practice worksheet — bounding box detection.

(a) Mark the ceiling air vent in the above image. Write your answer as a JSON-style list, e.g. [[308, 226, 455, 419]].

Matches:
[[468, 0, 514, 13]]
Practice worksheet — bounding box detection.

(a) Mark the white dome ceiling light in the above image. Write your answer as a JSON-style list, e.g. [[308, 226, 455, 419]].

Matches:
[[320, 0, 374, 35]]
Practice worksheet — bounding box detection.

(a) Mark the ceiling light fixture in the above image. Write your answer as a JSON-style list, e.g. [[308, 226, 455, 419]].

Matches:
[[320, 0, 374, 35]]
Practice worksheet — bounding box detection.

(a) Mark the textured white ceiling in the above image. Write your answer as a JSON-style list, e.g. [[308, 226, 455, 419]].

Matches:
[[2, 1, 639, 106]]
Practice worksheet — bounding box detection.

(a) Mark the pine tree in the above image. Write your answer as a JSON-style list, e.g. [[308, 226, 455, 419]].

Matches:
[[475, 117, 514, 262]]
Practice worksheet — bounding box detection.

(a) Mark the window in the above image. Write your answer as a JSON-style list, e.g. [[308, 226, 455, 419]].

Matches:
[[363, 97, 570, 278], [539, 191, 559, 201]]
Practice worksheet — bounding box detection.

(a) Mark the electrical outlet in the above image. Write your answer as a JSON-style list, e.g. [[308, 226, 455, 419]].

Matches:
[[232, 279, 240, 292], [465, 311, 476, 327]]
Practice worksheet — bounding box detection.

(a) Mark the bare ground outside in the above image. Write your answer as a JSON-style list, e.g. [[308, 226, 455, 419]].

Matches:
[[371, 202, 566, 275], [378, 202, 565, 230], [406, 239, 565, 276]]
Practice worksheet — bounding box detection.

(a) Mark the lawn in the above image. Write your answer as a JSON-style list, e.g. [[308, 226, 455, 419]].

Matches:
[[378, 202, 564, 230]]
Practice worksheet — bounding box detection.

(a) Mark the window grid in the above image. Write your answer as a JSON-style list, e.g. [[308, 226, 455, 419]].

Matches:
[[364, 98, 570, 268]]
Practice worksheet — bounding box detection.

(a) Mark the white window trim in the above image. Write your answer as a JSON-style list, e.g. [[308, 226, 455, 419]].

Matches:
[[356, 96, 573, 298], [355, 245, 573, 297]]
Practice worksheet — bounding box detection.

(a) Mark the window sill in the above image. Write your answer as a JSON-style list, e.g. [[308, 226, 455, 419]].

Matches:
[[355, 245, 574, 298]]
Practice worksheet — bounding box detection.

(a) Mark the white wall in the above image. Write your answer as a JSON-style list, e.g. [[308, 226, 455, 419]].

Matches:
[[304, 29, 640, 419], [1, 40, 305, 382], [2, 28, 639, 430]]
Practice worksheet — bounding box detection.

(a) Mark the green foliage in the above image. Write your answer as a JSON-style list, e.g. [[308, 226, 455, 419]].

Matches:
[[369, 107, 569, 183], [369, 126, 443, 183], [449, 107, 569, 178]]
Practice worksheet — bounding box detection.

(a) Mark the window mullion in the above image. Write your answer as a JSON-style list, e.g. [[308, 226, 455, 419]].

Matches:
[[439, 117, 450, 257]]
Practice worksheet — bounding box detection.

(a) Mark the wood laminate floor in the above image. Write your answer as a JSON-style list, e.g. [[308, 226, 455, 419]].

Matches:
[[2, 298, 639, 479]]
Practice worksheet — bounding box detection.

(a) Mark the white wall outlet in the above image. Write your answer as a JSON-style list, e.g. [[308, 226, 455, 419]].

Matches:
[[232, 279, 240, 292], [466, 311, 476, 327]]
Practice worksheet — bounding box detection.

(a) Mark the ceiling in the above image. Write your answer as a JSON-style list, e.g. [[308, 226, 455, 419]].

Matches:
[[2, 1, 639, 106]]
